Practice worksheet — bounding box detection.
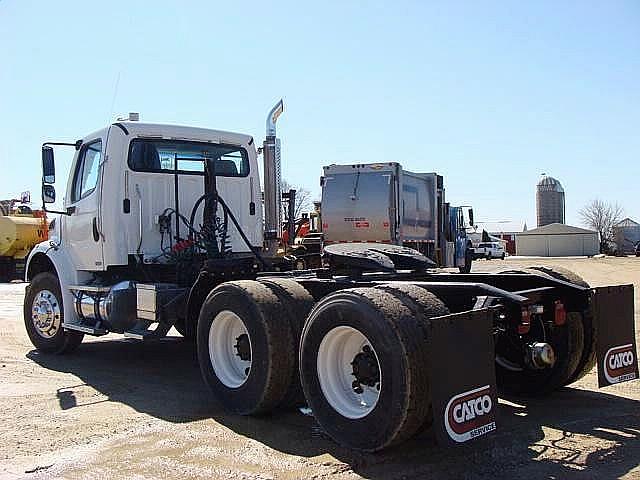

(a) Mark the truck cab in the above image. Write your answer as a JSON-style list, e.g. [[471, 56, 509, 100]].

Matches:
[[26, 118, 264, 346]]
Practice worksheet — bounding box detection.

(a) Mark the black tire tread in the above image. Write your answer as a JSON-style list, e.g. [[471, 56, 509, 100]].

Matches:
[[300, 287, 431, 450], [374, 283, 449, 431], [197, 280, 294, 415], [258, 278, 314, 408]]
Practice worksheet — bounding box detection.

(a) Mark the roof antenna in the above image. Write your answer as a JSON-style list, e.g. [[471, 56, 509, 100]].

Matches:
[[108, 71, 121, 123]]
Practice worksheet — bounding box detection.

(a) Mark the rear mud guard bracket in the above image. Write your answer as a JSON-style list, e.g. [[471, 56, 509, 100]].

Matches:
[[427, 309, 498, 446], [593, 285, 639, 387]]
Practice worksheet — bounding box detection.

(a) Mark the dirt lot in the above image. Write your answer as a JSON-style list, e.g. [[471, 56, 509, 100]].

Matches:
[[1, 257, 640, 479]]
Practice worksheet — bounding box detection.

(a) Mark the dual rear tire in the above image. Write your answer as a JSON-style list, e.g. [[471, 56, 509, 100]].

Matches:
[[300, 287, 447, 451], [196, 279, 447, 451], [196, 279, 313, 415], [495, 265, 595, 395]]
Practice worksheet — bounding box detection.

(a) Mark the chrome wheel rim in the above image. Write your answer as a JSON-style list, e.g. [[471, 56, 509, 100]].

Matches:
[[31, 289, 61, 339], [208, 310, 252, 388], [317, 326, 382, 419]]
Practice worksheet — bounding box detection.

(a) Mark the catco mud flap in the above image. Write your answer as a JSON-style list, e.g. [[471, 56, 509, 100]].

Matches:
[[427, 309, 497, 446], [593, 285, 639, 387]]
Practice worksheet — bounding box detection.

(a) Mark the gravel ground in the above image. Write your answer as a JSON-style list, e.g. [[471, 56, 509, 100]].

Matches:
[[1, 256, 639, 479]]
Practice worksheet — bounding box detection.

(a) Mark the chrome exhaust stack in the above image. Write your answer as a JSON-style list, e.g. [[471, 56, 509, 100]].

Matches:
[[263, 99, 284, 254]]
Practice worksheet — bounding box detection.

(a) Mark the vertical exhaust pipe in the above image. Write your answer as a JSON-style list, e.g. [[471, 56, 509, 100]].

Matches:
[[263, 99, 284, 254]]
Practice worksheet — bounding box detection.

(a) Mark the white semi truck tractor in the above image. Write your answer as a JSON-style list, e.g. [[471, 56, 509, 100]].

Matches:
[[25, 103, 638, 451]]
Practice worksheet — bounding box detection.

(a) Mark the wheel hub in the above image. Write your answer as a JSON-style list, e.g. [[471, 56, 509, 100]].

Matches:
[[317, 326, 382, 419], [351, 345, 380, 393], [208, 310, 252, 388], [527, 342, 556, 369], [234, 333, 251, 362], [31, 290, 61, 339]]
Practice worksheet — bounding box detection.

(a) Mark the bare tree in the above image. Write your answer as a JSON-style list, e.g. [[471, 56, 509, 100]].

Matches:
[[579, 199, 623, 253], [281, 179, 313, 220]]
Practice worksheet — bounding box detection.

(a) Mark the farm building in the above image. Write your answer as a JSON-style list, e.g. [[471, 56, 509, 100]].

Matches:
[[614, 218, 640, 254], [516, 223, 599, 257]]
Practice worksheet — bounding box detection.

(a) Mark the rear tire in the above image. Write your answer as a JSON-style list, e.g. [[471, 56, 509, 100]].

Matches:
[[375, 283, 449, 432], [23, 272, 83, 354], [197, 280, 295, 415], [258, 278, 314, 408], [299, 287, 430, 451], [525, 265, 596, 384], [496, 312, 584, 395]]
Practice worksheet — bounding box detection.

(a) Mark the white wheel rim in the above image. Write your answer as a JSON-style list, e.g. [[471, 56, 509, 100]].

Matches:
[[31, 289, 61, 339], [317, 326, 382, 419], [208, 310, 251, 388]]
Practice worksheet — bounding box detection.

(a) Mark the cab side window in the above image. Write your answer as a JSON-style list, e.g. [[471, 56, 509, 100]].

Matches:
[[71, 140, 102, 202]]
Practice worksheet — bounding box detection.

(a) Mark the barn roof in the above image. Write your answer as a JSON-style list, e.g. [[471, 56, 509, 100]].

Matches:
[[615, 217, 640, 228], [518, 223, 597, 236]]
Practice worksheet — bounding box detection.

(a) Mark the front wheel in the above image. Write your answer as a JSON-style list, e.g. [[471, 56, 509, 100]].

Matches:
[[23, 272, 83, 354]]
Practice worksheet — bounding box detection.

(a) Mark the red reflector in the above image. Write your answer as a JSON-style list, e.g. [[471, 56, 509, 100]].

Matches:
[[518, 308, 531, 334], [554, 300, 566, 326]]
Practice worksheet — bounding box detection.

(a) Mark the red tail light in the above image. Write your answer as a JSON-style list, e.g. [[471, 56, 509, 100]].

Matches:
[[554, 300, 566, 326], [518, 308, 531, 335]]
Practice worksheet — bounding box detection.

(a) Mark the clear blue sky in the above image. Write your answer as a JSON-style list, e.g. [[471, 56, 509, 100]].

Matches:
[[1, 0, 638, 228]]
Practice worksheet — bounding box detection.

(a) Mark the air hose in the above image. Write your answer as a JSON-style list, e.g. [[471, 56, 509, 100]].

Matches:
[[189, 193, 268, 269]]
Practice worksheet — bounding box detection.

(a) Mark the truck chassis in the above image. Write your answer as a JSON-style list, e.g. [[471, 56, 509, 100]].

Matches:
[[26, 242, 636, 451]]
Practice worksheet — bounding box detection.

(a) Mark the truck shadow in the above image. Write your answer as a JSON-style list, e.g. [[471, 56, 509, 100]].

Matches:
[[27, 338, 640, 479]]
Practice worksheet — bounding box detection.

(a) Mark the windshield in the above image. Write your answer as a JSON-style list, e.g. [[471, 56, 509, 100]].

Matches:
[[128, 139, 249, 177]]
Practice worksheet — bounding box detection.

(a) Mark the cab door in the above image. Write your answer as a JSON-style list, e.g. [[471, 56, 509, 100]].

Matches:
[[63, 139, 105, 270]]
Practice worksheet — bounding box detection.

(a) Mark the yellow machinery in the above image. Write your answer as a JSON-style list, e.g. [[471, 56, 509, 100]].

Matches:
[[0, 203, 48, 281]]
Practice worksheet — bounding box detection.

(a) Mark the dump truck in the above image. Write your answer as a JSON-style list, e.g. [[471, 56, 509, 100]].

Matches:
[[0, 201, 48, 281], [320, 163, 474, 272], [24, 103, 638, 451]]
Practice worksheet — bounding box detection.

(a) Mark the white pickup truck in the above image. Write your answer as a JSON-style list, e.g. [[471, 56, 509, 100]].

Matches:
[[473, 241, 505, 260]]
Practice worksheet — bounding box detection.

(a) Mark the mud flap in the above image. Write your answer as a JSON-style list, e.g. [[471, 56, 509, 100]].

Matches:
[[593, 285, 639, 387], [427, 309, 498, 446]]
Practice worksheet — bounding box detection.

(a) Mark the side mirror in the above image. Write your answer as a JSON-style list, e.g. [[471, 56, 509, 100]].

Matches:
[[42, 146, 55, 184], [42, 184, 56, 204], [468, 208, 474, 227]]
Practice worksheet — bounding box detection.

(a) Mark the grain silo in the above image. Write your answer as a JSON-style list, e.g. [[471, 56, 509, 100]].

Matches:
[[614, 218, 640, 254], [536, 174, 565, 227]]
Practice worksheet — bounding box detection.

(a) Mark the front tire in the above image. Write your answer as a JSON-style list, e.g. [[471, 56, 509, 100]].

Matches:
[[299, 288, 430, 451], [23, 272, 83, 354]]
